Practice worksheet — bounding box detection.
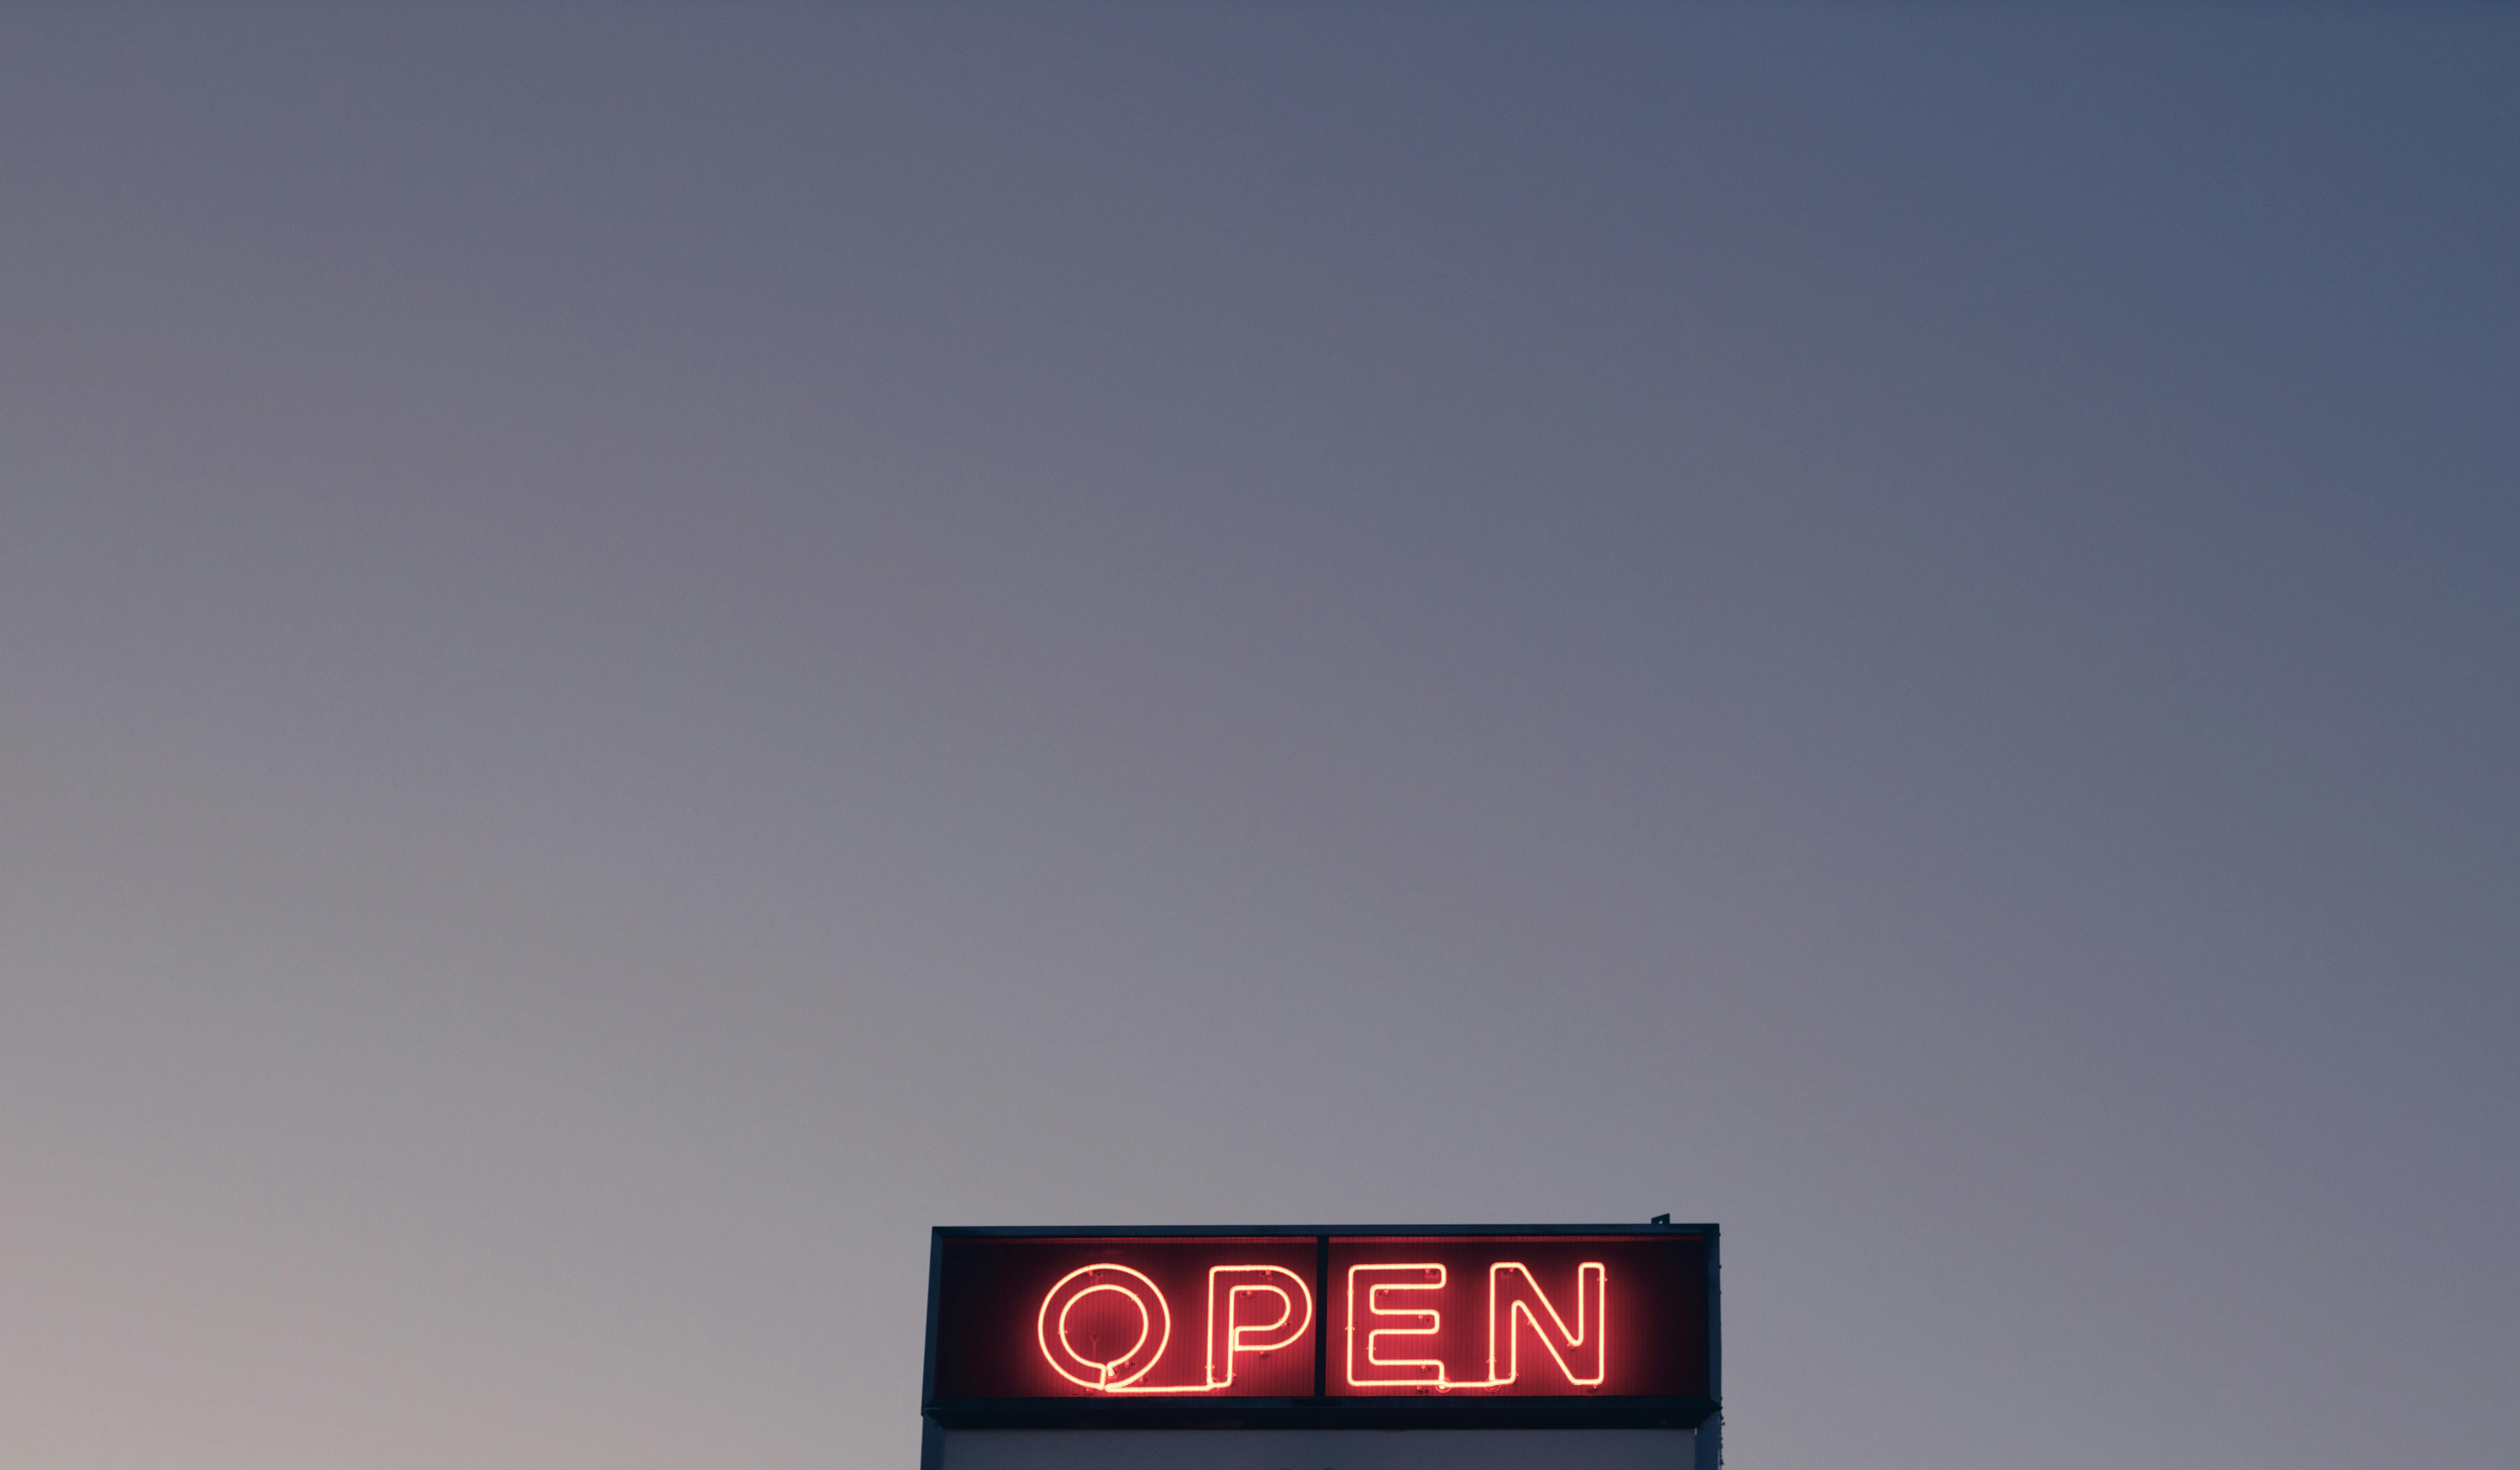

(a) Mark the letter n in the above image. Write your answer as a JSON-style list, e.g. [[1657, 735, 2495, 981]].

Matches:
[[1488, 1261, 1606, 1387]]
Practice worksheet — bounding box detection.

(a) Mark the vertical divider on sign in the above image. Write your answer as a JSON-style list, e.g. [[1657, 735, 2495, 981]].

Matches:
[[1312, 1234, 1330, 1399]]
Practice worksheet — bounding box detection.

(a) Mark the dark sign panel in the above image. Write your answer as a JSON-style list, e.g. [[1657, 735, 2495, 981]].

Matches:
[[932, 1236, 1320, 1399], [1326, 1235, 1705, 1398], [924, 1225, 1717, 1431]]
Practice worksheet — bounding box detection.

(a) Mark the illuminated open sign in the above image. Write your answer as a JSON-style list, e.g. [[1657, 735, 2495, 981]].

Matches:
[[923, 1225, 1717, 1429]]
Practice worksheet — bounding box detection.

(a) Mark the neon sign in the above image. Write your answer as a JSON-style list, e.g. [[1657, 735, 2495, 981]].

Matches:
[[925, 1228, 1713, 1409]]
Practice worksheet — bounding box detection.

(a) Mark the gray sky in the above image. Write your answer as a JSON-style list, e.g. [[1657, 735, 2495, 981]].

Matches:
[[2, 6, 2513, 1467]]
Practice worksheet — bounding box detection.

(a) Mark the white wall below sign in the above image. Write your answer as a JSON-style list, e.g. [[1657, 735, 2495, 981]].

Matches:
[[923, 1423, 1718, 1470]]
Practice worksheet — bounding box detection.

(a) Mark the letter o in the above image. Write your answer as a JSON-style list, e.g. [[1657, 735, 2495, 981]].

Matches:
[[1037, 1264, 1172, 1391]]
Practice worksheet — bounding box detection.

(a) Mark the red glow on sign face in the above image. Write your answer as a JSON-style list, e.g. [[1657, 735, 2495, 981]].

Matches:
[[933, 1238, 1318, 1399], [1344, 1260, 1607, 1390], [1327, 1237, 1696, 1398], [929, 1231, 1709, 1404], [1030, 1262, 1314, 1392]]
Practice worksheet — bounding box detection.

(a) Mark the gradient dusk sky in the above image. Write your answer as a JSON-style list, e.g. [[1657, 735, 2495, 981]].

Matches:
[[2, 7, 2514, 1468]]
